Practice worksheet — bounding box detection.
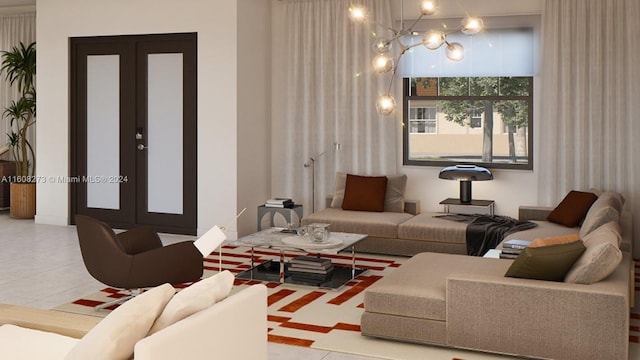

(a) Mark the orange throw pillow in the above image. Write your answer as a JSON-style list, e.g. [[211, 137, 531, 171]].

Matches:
[[342, 174, 388, 212], [529, 234, 581, 248], [547, 190, 598, 227]]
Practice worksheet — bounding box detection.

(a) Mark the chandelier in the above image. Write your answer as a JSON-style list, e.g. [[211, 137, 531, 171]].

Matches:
[[349, 0, 484, 115]]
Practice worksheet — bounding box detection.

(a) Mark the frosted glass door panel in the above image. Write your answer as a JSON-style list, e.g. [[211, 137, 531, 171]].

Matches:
[[86, 55, 120, 210], [147, 53, 183, 214]]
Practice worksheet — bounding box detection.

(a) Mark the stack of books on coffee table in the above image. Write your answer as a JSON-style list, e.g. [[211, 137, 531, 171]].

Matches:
[[288, 256, 334, 283], [500, 239, 531, 259]]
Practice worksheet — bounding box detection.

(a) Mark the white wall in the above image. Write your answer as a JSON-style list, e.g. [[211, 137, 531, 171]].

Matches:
[[236, 0, 271, 236], [36, 0, 241, 236]]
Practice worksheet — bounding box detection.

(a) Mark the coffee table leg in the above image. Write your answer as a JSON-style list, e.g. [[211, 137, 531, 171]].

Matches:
[[279, 249, 285, 283], [351, 246, 356, 278], [250, 247, 255, 269]]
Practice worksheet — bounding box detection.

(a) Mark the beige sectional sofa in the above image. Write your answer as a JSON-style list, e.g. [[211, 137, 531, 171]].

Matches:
[[302, 196, 470, 255], [361, 191, 634, 360]]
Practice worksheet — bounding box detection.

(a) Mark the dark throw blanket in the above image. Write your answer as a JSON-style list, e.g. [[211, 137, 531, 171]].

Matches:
[[436, 214, 538, 256]]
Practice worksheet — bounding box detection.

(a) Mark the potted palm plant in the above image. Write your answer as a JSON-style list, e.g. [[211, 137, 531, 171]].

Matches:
[[1, 41, 36, 218]]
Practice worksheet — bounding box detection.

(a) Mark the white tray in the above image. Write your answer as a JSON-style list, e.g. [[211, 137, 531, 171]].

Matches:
[[281, 236, 343, 249]]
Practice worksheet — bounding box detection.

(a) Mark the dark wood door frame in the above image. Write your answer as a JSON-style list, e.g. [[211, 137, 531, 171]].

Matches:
[[69, 33, 197, 235]]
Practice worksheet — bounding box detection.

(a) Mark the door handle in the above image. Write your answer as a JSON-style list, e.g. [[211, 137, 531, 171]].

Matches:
[[137, 144, 148, 151]]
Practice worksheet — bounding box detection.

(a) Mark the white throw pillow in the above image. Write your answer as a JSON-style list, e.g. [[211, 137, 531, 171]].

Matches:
[[65, 283, 175, 360], [565, 222, 622, 284], [0, 324, 78, 360], [148, 270, 235, 335]]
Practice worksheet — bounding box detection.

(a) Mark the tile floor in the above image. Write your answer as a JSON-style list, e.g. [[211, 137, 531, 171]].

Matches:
[[0, 212, 381, 360]]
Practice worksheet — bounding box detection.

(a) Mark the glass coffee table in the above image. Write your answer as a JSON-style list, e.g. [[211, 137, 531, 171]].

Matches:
[[229, 228, 368, 289]]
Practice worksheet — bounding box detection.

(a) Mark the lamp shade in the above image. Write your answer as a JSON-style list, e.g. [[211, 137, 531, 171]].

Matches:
[[439, 165, 493, 204], [438, 165, 492, 181]]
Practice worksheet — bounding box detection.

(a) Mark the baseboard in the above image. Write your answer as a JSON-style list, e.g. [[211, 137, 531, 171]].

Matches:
[[34, 214, 68, 226]]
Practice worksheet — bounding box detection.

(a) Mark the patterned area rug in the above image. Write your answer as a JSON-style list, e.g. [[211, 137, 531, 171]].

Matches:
[[55, 246, 640, 360]]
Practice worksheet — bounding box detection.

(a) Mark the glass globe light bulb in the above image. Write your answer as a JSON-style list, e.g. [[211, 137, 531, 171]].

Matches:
[[420, 0, 438, 16], [461, 17, 484, 35], [422, 30, 445, 50], [372, 54, 393, 73], [349, 6, 367, 22], [372, 39, 392, 53], [445, 42, 464, 61], [376, 95, 396, 115]]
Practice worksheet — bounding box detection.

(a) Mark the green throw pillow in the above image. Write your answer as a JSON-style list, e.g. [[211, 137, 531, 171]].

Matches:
[[505, 241, 586, 282]]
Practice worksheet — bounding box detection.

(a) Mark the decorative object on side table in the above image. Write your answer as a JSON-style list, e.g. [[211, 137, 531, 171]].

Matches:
[[439, 164, 493, 204]]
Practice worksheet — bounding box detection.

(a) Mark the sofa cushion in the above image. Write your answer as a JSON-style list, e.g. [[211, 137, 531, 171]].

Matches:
[[0, 324, 78, 360], [148, 270, 234, 335], [397, 213, 466, 245], [330, 172, 348, 208], [330, 172, 408, 212], [565, 222, 623, 284], [505, 240, 586, 282], [302, 208, 413, 239], [580, 201, 619, 239], [546, 190, 597, 227], [342, 174, 388, 212], [65, 283, 175, 360], [579, 191, 623, 238], [365, 253, 512, 321], [383, 174, 407, 213]]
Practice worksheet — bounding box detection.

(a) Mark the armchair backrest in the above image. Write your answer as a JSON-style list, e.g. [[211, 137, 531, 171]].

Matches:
[[75, 215, 133, 288]]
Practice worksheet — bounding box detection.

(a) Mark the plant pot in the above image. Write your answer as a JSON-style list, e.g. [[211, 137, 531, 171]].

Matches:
[[10, 182, 35, 219]]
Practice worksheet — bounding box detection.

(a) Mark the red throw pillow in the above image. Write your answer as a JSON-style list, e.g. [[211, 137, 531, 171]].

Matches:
[[341, 174, 388, 212], [547, 190, 598, 227]]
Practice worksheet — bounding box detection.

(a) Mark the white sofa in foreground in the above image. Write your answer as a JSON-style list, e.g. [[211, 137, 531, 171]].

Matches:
[[0, 273, 267, 360]]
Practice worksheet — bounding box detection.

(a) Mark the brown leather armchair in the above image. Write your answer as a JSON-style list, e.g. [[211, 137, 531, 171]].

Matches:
[[75, 215, 203, 308]]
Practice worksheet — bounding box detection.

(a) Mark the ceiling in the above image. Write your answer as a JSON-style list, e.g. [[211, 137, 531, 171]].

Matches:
[[0, 0, 34, 6], [392, 0, 544, 19], [1, 0, 543, 15]]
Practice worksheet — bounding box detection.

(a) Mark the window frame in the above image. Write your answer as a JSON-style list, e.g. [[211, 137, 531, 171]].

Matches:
[[402, 77, 534, 170]]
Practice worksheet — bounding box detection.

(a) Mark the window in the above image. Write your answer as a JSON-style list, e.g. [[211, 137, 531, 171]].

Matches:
[[409, 106, 437, 134], [403, 77, 533, 170], [469, 111, 482, 128]]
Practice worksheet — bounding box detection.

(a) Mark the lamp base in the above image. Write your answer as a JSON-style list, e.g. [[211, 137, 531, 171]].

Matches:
[[459, 180, 472, 204]]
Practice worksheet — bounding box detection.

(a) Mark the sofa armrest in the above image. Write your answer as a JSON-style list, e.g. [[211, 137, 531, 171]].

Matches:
[[518, 206, 554, 221], [446, 272, 629, 360], [404, 200, 420, 215], [134, 284, 268, 360], [0, 304, 101, 339]]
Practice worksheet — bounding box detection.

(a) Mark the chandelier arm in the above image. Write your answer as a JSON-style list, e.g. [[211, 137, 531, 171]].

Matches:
[[403, 14, 425, 35]]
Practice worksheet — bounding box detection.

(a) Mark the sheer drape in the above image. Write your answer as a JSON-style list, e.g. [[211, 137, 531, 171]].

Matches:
[[539, 0, 640, 257], [272, 0, 397, 213], [0, 12, 36, 162]]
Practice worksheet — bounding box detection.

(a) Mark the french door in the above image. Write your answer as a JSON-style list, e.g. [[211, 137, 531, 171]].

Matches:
[[70, 33, 197, 235]]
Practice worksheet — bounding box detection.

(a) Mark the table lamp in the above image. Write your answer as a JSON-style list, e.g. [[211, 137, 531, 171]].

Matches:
[[438, 165, 493, 204]]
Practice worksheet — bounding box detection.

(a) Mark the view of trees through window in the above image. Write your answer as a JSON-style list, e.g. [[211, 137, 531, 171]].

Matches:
[[403, 77, 533, 170]]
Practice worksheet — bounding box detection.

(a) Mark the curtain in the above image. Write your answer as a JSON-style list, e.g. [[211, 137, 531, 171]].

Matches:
[[272, 0, 397, 214], [0, 12, 36, 162], [538, 0, 640, 258]]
